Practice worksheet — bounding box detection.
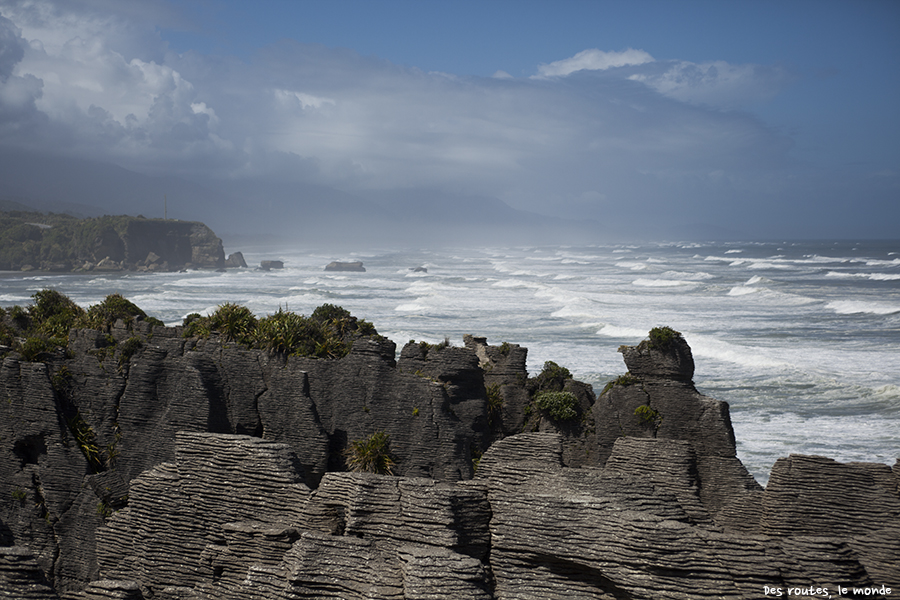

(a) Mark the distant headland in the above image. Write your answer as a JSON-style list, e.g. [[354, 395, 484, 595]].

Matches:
[[0, 210, 247, 273]]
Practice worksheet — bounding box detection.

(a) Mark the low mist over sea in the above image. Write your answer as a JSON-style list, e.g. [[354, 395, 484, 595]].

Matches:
[[2, 239, 897, 485]]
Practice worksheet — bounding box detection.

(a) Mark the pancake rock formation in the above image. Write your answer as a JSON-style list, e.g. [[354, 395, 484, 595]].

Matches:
[[1, 323, 897, 599]]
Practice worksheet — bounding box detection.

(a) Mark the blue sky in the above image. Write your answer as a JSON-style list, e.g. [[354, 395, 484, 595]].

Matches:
[[0, 0, 898, 239]]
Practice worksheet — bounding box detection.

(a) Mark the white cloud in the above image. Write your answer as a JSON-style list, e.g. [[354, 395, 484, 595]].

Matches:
[[629, 60, 795, 109], [536, 48, 654, 77], [536, 48, 794, 110], [272, 88, 336, 110]]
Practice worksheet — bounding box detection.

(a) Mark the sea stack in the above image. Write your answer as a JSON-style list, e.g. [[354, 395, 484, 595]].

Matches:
[[325, 261, 366, 272]]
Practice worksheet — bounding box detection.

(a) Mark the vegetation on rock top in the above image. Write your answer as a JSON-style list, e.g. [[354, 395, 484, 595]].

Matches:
[[643, 326, 682, 350], [183, 301, 379, 359]]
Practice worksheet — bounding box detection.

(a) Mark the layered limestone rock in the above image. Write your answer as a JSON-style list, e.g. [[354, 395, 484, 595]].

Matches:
[[0, 546, 59, 599], [2, 327, 528, 593], [595, 330, 762, 522], [478, 434, 884, 600], [2, 326, 897, 598]]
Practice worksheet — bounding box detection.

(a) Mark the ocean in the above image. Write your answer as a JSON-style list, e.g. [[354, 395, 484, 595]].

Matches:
[[2, 240, 898, 486]]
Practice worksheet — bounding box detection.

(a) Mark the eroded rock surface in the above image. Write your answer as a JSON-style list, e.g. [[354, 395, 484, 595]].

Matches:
[[1, 327, 897, 599]]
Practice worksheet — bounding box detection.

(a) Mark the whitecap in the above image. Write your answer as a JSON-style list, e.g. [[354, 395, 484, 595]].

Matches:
[[395, 303, 428, 312], [826, 301, 900, 315], [632, 279, 697, 287], [616, 261, 647, 270], [688, 334, 791, 370], [492, 279, 542, 289], [596, 324, 649, 339], [864, 258, 900, 267], [727, 286, 758, 296], [661, 270, 714, 280]]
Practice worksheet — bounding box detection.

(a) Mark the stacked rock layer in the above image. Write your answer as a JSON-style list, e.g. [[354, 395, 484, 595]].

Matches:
[[1, 327, 897, 598]]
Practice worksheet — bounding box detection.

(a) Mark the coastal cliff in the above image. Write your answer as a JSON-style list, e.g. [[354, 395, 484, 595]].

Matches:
[[0, 297, 897, 599], [0, 211, 227, 272]]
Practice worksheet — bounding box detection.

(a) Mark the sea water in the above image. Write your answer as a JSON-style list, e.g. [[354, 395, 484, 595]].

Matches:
[[2, 240, 898, 485]]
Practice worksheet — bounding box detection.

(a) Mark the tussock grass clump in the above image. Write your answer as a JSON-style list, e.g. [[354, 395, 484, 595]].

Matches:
[[183, 302, 379, 359], [0, 289, 161, 362], [344, 431, 396, 475]]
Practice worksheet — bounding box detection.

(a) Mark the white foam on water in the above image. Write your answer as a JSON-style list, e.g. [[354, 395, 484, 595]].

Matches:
[[596, 324, 649, 339], [826, 300, 900, 315], [660, 270, 714, 280], [492, 279, 543, 289], [725, 249, 743, 254], [688, 333, 792, 371], [395, 303, 428, 312], [632, 278, 699, 288], [616, 261, 647, 270], [746, 260, 796, 270], [864, 257, 900, 267], [727, 286, 758, 296]]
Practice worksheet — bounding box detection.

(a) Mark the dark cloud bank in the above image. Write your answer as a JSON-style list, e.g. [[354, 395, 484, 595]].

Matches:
[[0, 2, 896, 246]]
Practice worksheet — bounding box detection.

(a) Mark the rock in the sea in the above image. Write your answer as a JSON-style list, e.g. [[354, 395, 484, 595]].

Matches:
[[324, 261, 365, 272], [260, 260, 284, 270], [224, 251, 248, 268]]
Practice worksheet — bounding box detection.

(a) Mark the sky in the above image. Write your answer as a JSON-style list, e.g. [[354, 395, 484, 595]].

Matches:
[[0, 0, 898, 240]]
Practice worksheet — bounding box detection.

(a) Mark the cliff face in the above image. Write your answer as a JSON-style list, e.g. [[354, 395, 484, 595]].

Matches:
[[0, 211, 226, 271], [1, 324, 897, 599]]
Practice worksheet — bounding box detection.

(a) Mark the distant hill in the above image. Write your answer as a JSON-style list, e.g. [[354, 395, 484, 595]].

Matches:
[[0, 210, 226, 272]]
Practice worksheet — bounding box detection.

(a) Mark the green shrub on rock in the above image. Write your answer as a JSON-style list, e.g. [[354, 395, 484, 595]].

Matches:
[[84, 293, 163, 329], [19, 337, 57, 362], [646, 326, 682, 350], [534, 390, 579, 421]]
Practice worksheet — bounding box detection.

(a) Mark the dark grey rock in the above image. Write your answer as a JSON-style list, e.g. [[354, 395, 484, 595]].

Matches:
[[259, 260, 284, 270], [3, 326, 897, 598], [223, 251, 247, 268], [0, 546, 60, 599], [324, 261, 365, 272]]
